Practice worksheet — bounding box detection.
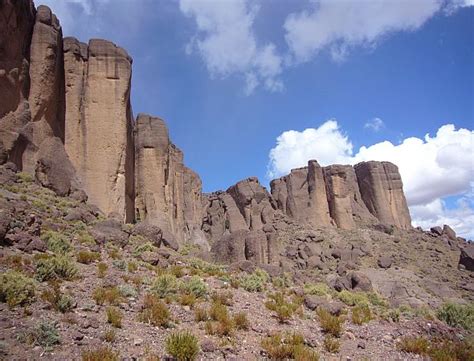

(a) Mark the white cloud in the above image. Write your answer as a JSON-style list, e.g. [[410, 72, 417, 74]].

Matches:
[[179, 0, 283, 94], [267, 121, 474, 238], [364, 117, 384, 132], [284, 0, 442, 63]]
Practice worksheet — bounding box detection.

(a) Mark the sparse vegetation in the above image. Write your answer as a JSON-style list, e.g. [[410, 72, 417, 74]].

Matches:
[[240, 268, 269, 292], [194, 306, 209, 322], [76, 250, 101, 264], [437, 302, 474, 331], [0, 271, 36, 307], [30, 320, 60, 347], [165, 331, 200, 361], [103, 329, 116, 343], [180, 276, 207, 298], [398, 335, 474, 361], [35, 255, 78, 281], [92, 286, 122, 306], [323, 336, 340, 353], [304, 282, 331, 296], [316, 308, 344, 337], [233, 311, 249, 330], [139, 294, 171, 327], [97, 262, 108, 278], [106, 306, 123, 328], [211, 290, 234, 305], [265, 291, 302, 323], [351, 304, 373, 325], [261, 332, 319, 361], [41, 281, 74, 313], [152, 273, 180, 298], [82, 346, 119, 361], [41, 230, 72, 255]]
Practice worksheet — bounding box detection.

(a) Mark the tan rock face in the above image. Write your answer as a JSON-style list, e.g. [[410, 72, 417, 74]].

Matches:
[[64, 38, 134, 222], [355, 161, 412, 229], [134, 114, 202, 244], [271, 160, 332, 227]]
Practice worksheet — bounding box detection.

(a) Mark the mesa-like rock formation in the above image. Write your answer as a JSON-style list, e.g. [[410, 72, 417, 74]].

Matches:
[[134, 113, 203, 244]]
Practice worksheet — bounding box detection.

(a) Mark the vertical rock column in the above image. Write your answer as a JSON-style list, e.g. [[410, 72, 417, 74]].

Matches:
[[64, 38, 134, 222], [354, 161, 412, 229]]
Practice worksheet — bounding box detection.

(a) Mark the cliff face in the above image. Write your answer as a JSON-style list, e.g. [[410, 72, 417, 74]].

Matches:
[[0, 1, 414, 252], [134, 114, 203, 244], [63, 38, 135, 222]]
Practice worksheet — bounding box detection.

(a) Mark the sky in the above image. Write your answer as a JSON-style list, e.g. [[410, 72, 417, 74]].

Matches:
[[39, 0, 473, 238]]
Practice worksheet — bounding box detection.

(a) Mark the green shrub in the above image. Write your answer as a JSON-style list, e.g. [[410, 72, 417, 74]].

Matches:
[[92, 286, 122, 306], [240, 269, 269, 292], [336, 290, 369, 307], [398, 336, 430, 355], [188, 258, 226, 277], [181, 276, 207, 298], [139, 294, 170, 328], [35, 256, 78, 281], [194, 306, 209, 322], [398, 335, 474, 361], [304, 283, 331, 296], [0, 271, 36, 307], [165, 331, 200, 361], [76, 250, 101, 264], [178, 293, 197, 307], [265, 292, 301, 323], [18, 172, 33, 183], [41, 231, 72, 255], [41, 282, 74, 313], [261, 332, 319, 361], [118, 284, 138, 298], [106, 306, 122, 328], [351, 304, 373, 325], [127, 261, 138, 273], [31, 320, 60, 347], [437, 303, 474, 331], [82, 346, 119, 361], [151, 274, 180, 298], [132, 241, 155, 257], [233, 311, 249, 330], [211, 290, 233, 306], [323, 336, 340, 353], [316, 308, 344, 337], [97, 262, 108, 278]]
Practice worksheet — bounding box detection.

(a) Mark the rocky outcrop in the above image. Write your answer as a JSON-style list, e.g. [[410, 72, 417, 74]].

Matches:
[[134, 114, 202, 245], [63, 39, 135, 222], [271, 160, 332, 227], [355, 161, 411, 229]]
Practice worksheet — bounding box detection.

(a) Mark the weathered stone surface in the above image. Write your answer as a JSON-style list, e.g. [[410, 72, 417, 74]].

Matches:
[[354, 161, 411, 229], [64, 38, 134, 222], [459, 244, 474, 271], [91, 219, 129, 246], [430, 226, 443, 236], [134, 114, 202, 245], [132, 223, 162, 247], [442, 224, 457, 241], [378, 255, 392, 269], [271, 160, 332, 227]]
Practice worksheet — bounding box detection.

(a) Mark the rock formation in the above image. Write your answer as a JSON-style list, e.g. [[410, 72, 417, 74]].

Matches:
[[63, 38, 135, 222], [354, 161, 411, 229], [134, 113, 203, 244]]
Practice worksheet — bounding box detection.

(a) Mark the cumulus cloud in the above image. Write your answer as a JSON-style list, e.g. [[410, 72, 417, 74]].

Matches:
[[284, 0, 443, 63], [267, 120, 474, 238], [364, 117, 384, 132], [179, 0, 283, 94]]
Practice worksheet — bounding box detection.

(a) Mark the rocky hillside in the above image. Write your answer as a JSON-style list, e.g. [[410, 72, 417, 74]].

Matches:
[[0, 1, 473, 360]]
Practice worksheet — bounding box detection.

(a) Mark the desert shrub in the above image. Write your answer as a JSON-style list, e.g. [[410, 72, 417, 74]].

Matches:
[[351, 304, 373, 325], [261, 332, 318, 361], [209, 301, 229, 321], [165, 331, 199, 361], [170, 265, 184, 278], [82, 346, 119, 361], [265, 292, 301, 323], [102, 329, 116, 343], [323, 336, 340, 353], [92, 286, 121, 306], [31, 320, 60, 347], [35, 255, 78, 281], [181, 276, 207, 298], [240, 269, 269, 292], [194, 306, 209, 322], [41, 231, 72, 255], [336, 290, 369, 307], [188, 258, 226, 277], [398, 336, 430, 355], [207, 301, 234, 336], [118, 284, 138, 298], [151, 274, 180, 298], [41, 282, 74, 313], [127, 261, 138, 273], [112, 259, 126, 271], [77, 250, 101, 264], [3, 254, 32, 272], [437, 302, 474, 331], [316, 308, 344, 337], [211, 290, 233, 306], [97, 262, 108, 278], [77, 231, 95, 246], [304, 283, 331, 296], [0, 271, 36, 307], [107, 246, 122, 260], [133, 241, 155, 257], [106, 306, 122, 328], [366, 291, 388, 307], [178, 293, 197, 307], [233, 311, 249, 330], [18, 172, 33, 183], [139, 294, 170, 328]]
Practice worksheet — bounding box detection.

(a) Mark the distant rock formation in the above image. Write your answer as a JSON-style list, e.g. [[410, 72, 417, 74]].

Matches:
[[271, 160, 411, 230], [134, 114, 203, 244]]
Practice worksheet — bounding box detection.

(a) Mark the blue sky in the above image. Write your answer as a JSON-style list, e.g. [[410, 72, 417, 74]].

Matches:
[[41, 0, 473, 237]]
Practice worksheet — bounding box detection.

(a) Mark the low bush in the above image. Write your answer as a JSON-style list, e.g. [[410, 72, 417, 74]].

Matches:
[[240, 268, 269, 292], [265, 292, 301, 323], [92, 286, 122, 306], [118, 284, 138, 298], [398, 335, 474, 361], [31, 320, 60, 347], [102, 328, 116, 343], [41, 282, 74, 313], [97, 262, 108, 278], [178, 293, 197, 307], [41, 231, 72, 255], [351, 304, 373, 325], [180, 276, 207, 298], [211, 290, 233, 306], [233, 311, 249, 330], [261, 332, 319, 361], [76, 250, 101, 264], [194, 306, 209, 322], [151, 274, 180, 298], [304, 283, 331, 296], [0, 271, 36, 307], [106, 306, 122, 328], [323, 336, 340, 353], [316, 308, 344, 337], [165, 331, 200, 361], [133, 242, 155, 257], [437, 302, 474, 331], [82, 346, 119, 361], [35, 255, 78, 282], [206, 301, 235, 337], [398, 336, 430, 355], [127, 261, 138, 273], [139, 294, 170, 328]]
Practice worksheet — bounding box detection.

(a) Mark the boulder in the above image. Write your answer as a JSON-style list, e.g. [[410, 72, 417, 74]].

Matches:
[[442, 225, 457, 241], [132, 223, 162, 247], [430, 226, 443, 236], [91, 219, 129, 246], [377, 256, 392, 269], [459, 244, 474, 271]]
